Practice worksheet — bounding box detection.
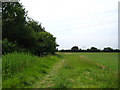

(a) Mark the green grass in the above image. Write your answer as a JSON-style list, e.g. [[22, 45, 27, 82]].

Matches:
[[77, 53, 118, 71], [2, 52, 61, 88], [2, 52, 118, 88], [36, 52, 118, 88]]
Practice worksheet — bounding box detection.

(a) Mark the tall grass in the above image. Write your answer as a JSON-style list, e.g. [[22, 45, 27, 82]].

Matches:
[[2, 52, 61, 88]]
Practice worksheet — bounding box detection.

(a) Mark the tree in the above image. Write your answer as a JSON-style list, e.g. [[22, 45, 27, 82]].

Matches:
[[2, 2, 26, 39], [2, 2, 58, 56], [26, 19, 45, 32], [103, 47, 113, 52], [90, 47, 98, 52], [71, 46, 79, 52], [33, 32, 57, 56], [2, 2, 29, 48]]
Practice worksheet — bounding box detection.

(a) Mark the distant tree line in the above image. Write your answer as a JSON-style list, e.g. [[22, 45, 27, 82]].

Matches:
[[2, 2, 58, 56], [59, 46, 120, 52]]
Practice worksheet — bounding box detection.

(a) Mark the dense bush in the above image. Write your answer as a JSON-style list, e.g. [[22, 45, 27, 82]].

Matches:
[[2, 38, 26, 54]]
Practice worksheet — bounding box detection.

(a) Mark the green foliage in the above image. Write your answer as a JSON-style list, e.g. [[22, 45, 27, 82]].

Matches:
[[2, 38, 26, 54], [33, 32, 57, 56], [90, 47, 98, 51], [103, 47, 114, 52], [2, 2, 26, 41], [2, 52, 61, 88], [2, 2, 58, 55], [71, 46, 79, 52], [26, 19, 45, 32]]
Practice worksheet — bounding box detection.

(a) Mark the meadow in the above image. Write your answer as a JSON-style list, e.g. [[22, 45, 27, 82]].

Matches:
[[2, 52, 118, 88]]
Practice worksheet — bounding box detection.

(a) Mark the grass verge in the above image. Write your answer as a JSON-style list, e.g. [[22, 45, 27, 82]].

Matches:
[[2, 52, 61, 88]]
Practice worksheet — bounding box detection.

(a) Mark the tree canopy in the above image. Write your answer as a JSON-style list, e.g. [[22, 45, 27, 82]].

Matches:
[[103, 47, 113, 52], [2, 2, 58, 56], [71, 46, 79, 52]]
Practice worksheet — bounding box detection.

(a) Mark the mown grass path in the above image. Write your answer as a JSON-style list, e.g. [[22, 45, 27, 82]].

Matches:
[[34, 52, 118, 88], [34, 59, 65, 88]]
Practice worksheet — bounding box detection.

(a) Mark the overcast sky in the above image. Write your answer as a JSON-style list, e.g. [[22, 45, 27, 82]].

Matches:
[[20, 0, 119, 50]]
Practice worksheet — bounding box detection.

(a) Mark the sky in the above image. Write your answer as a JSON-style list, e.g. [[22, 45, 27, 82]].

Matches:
[[20, 0, 119, 50]]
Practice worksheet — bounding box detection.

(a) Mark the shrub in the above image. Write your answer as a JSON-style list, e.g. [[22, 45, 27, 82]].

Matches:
[[2, 38, 26, 54]]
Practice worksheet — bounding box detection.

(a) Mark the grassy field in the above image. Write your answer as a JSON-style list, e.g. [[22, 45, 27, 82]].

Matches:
[[2, 52, 118, 88], [35, 52, 118, 88]]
